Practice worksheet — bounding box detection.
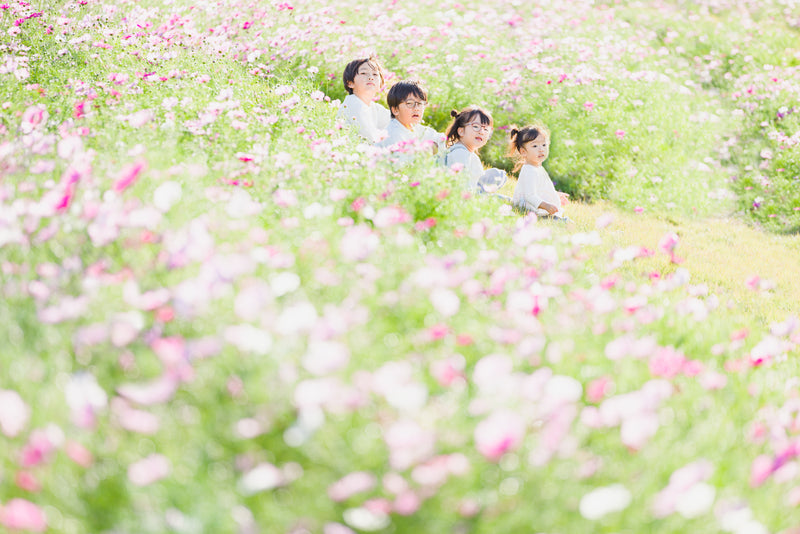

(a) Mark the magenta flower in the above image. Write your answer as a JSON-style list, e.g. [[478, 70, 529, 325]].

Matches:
[[20, 429, 60, 468], [113, 160, 147, 192]]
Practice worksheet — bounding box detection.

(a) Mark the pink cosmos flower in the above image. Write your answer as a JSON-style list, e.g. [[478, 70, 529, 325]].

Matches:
[[653, 459, 715, 517], [113, 160, 147, 192], [117, 375, 179, 405], [127, 109, 154, 128], [474, 410, 525, 461], [0, 499, 47, 532], [339, 225, 379, 262], [20, 430, 59, 468], [15, 471, 41, 493], [128, 454, 171, 486], [750, 454, 774, 487], [649, 347, 687, 378], [393, 491, 421, 515], [372, 206, 411, 228], [430, 357, 465, 387], [64, 372, 107, 428], [328, 472, 377, 502], [20, 104, 48, 133], [385, 419, 435, 470], [65, 441, 93, 467], [586, 376, 613, 403], [273, 189, 297, 207]]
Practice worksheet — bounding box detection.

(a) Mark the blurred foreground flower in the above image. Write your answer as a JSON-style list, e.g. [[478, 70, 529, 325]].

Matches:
[[579, 484, 631, 520], [0, 390, 30, 437], [0, 498, 47, 532]]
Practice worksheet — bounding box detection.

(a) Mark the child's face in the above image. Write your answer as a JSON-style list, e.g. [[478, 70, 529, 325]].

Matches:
[[520, 133, 549, 166], [347, 63, 381, 101], [391, 96, 427, 129], [457, 119, 492, 152]]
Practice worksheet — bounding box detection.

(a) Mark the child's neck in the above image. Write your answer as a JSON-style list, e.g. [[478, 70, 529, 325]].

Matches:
[[398, 119, 415, 131], [354, 92, 375, 106], [461, 142, 478, 153]]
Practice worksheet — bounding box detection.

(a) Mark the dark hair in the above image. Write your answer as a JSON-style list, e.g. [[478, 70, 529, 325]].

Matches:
[[386, 80, 428, 118], [445, 106, 493, 147], [507, 123, 550, 172], [342, 57, 385, 95]]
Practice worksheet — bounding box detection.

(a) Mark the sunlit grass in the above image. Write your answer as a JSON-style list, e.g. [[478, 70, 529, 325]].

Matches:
[[567, 201, 800, 327]]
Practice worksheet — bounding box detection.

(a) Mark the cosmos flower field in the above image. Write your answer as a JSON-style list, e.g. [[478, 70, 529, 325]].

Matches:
[[2, 0, 800, 532]]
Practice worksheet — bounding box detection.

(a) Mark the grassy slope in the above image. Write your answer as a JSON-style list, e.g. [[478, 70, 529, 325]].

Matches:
[[567, 202, 800, 327]]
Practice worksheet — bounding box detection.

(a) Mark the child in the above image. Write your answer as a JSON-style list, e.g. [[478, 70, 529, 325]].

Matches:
[[443, 106, 495, 191], [376, 80, 444, 160], [336, 57, 391, 143], [508, 124, 569, 218]]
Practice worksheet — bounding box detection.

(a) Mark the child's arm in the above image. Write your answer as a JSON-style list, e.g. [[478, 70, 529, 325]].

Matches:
[[558, 191, 570, 206], [538, 201, 560, 215], [515, 168, 550, 213]]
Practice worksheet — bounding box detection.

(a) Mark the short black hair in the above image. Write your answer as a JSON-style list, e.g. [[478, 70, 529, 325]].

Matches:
[[386, 80, 428, 118], [342, 57, 385, 95]]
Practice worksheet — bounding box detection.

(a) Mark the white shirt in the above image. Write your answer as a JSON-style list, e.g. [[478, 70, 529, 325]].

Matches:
[[444, 143, 483, 190], [376, 118, 444, 162], [336, 94, 390, 143], [512, 164, 564, 217]]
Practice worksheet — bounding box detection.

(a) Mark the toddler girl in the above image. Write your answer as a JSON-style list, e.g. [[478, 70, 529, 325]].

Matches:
[[508, 124, 568, 218], [336, 57, 391, 143], [377, 79, 444, 159]]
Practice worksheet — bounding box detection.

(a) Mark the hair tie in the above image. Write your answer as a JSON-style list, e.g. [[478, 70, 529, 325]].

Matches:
[[450, 109, 459, 118]]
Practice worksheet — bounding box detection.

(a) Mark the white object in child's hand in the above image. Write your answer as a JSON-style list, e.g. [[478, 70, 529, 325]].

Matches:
[[477, 168, 507, 194]]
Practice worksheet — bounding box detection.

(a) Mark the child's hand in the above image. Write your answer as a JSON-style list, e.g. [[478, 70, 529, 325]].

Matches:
[[558, 192, 570, 206], [540, 202, 559, 215]]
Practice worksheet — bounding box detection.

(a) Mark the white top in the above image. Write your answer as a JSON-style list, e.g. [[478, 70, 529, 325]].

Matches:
[[336, 94, 390, 143], [376, 118, 444, 162], [444, 143, 483, 190], [512, 164, 564, 217]]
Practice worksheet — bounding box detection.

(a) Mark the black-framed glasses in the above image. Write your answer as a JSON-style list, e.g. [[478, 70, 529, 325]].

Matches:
[[402, 100, 427, 109], [467, 122, 493, 134]]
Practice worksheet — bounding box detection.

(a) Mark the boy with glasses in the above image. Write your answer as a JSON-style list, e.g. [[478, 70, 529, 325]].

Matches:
[[376, 80, 444, 161]]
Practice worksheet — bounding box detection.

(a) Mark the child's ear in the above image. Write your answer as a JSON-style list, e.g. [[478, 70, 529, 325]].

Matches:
[[390, 106, 400, 117], [346, 80, 355, 90]]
